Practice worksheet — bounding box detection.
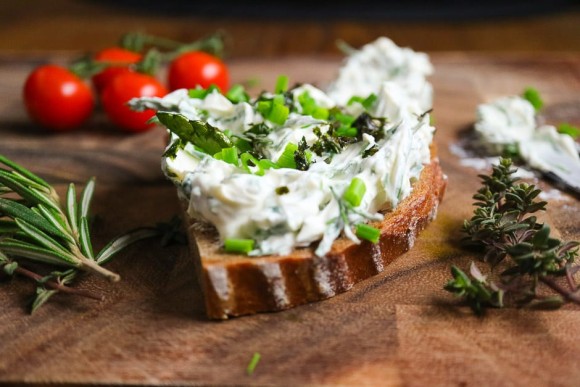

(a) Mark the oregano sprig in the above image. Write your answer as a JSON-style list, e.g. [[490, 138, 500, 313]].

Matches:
[[446, 157, 580, 314]]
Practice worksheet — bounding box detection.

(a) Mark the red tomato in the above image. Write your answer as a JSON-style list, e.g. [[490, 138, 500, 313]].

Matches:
[[92, 47, 142, 92], [168, 51, 229, 91], [23, 65, 94, 131], [101, 72, 168, 133]]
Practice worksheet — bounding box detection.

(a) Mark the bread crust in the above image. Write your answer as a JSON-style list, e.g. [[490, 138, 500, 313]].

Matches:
[[184, 147, 447, 319]]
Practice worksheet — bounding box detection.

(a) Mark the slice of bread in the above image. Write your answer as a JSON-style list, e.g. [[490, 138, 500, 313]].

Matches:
[[183, 146, 446, 319]]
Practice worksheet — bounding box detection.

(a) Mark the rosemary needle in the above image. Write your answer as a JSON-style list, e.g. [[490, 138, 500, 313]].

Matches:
[[0, 154, 172, 312]]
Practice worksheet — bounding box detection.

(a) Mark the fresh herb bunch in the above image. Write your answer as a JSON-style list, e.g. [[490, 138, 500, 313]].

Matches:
[[0, 154, 175, 312], [445, 157, 580, 315]]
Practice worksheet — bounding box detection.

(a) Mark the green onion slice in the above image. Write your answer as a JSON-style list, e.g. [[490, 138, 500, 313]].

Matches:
[[268, 102, 289, 125], [355, 223, 380, 244], [226, 84, 249, 103], [224, 238, 255, 254], [275, 75, 289, 94], [214, 147, 239, 166], [343, 177, 366, 207], [276, 143, 298, 169]]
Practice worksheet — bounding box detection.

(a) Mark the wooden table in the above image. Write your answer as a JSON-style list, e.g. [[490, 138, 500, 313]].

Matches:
[[0, 53, 579, 385]]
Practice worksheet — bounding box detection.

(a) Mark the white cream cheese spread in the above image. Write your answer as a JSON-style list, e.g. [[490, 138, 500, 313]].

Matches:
[[131, 38, 435, 257]]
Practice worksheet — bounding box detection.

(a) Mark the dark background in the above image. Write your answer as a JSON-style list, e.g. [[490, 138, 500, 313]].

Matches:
[[0, 0, 579, 56]]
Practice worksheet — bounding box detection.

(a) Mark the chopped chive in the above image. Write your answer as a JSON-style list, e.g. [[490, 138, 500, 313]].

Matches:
[[240, 152, 260, 174], [276, 143, 298, 169], [335, 127, 358, 137], [275, 75, 289, 94], [268, 102, 289, 125], [272, 94, 285, 106], [298, 92, 315, 112], [362, 93, 377, 109], [257, 159, 279, 175], [347, 94, 376, 110], [312, 106, 329, 120], [214, 147, 239, 166], [355, 223, 380, 244], [257, 100, 272, 116], [343, 177, 366, 207], [557, 123, 580, 139], [522, 87, 543, 112], [188, 88, 207, 99], [206, 84, 221, 94], [221, 147, 239, 166], [226, 84, 249, 103], [246, 352, 261, 376], [224, 238, 254, 254], [347, 96, 365, 106], [334, 113, 355, 125]]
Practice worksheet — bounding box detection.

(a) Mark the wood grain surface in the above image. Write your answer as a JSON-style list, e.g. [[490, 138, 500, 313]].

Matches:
[[0, 53, 579, 385]]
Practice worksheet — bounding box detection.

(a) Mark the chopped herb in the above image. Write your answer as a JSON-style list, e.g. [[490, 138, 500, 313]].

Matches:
[[247, 123, 272, 136], [226, 84, 250, 103], [297, 92, 329, 120], [257, 159, 279, 174], [162, 139, 184, 159], [347, 93, 377, 110], [214, 147, 239, 166], [311, 130, 341, 157], [275, 186, 289, 195], [277, 142, 298, 169], [246, 352, 261, 376], [333, 112, 356, 126], [557, 123, 580, 139], [362, 93, 377, 110], [294, 137, 312, 171], [269, 101, 289, 125], [188, 84, 220, 99], [275, 75, 289, 94], [233, 137, 252, 153], [355, 223, 381, 244], [362, 144, 379, 158], [352, 112, 385, 141], [522, 87, 543, 112], [257, 96, 289, 125], [240, 152, 260, 173], [343, 177, 366, 207], [188, 88, 206, 99], [275, 138, 311, 171], [224, 238, 254, 254], [334, 126, 358, 137]]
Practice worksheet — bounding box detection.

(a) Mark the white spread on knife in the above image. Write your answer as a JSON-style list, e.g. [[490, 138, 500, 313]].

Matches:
[[475, 95, 580, 184]]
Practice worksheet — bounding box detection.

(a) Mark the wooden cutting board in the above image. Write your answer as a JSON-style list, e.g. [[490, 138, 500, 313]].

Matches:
[[0, 53, 579, 386]]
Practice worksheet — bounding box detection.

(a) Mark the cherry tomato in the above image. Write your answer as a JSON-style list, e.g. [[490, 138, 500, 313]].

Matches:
[[168, 51, 229, 91], [92, 47, 142, 92], [24, 65, 94, 132], [101, 72, 168, 133]]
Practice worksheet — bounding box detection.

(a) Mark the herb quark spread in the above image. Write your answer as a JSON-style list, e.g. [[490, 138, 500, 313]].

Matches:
[[131, 38, 435, 257]]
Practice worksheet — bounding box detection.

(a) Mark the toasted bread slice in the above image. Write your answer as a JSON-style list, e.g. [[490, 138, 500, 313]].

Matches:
[[183, 146, 446, 319]]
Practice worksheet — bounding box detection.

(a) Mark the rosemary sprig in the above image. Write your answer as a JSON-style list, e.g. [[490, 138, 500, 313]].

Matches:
[[0, 154, 182, 312], [445, 157, 580, 315]]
